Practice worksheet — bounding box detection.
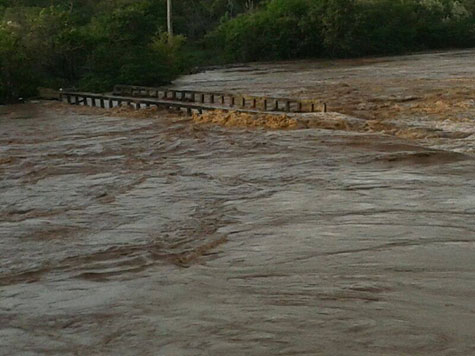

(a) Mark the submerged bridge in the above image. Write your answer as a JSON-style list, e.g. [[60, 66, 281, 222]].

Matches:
[[61, 84, 327, 115]]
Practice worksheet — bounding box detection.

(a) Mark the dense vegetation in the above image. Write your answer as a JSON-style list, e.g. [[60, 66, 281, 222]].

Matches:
[[1, 0, 475, 103], [213, 0, 475, 61]]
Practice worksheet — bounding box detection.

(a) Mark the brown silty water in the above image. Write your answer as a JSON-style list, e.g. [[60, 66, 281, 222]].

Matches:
[[1, 50, 475, 355]]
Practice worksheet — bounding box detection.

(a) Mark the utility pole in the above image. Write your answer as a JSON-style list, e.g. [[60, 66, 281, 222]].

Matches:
[[167, 0, 173, 40]]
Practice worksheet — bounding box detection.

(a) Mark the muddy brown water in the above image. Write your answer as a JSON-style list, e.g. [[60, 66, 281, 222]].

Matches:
[[1, 50, 475, 355], [176, 49, 475, 154]]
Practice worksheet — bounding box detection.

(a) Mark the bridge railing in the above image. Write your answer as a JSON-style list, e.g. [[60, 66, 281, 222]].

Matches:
[[60, 91, 224, 115], [113, 84, 324, 113]]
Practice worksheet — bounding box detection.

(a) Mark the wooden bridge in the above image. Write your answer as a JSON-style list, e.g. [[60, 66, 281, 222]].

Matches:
[[60, 84, 327, 115]]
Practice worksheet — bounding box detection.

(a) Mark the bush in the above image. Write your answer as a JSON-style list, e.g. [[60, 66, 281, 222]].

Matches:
[[0, 25, 38, 103], [212, 0, 475, 61], [0, 1, 188, 101], [78, 5, 187, 91], [211, 0, 316, 61]]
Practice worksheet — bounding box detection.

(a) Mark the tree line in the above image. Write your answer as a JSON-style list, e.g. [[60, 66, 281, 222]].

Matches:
[[1, 0, 474, 103]]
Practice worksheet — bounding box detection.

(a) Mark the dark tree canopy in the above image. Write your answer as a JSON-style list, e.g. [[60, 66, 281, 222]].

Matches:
[[1, 0, 475, 103]]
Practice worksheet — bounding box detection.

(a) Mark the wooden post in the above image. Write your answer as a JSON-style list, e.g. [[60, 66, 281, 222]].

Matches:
[[297, 102, 302, 112], [241, 97, 246, 107], [66, 94, 71, 104], [322, 103, 327, 113], [210, 94, 214, 104], [285, 100, 291, 112], [167, 0, 173, 40], [74, 95, 79, 105], [221, 95, 225, 104], [200, 94, 205, 103], [274, 100, 279, 111], [231, 96, 235, 106], [263, 99, 267, 111], [100, 98, 105, 108], [109, 98, 113, 108], [311, 103, 315, 112]]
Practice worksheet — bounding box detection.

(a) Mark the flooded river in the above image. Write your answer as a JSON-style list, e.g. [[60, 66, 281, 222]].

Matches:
[[1, 50, 475, 355]]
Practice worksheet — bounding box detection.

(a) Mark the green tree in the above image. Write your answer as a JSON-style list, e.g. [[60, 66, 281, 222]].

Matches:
[[0, 24, 38, 102]]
